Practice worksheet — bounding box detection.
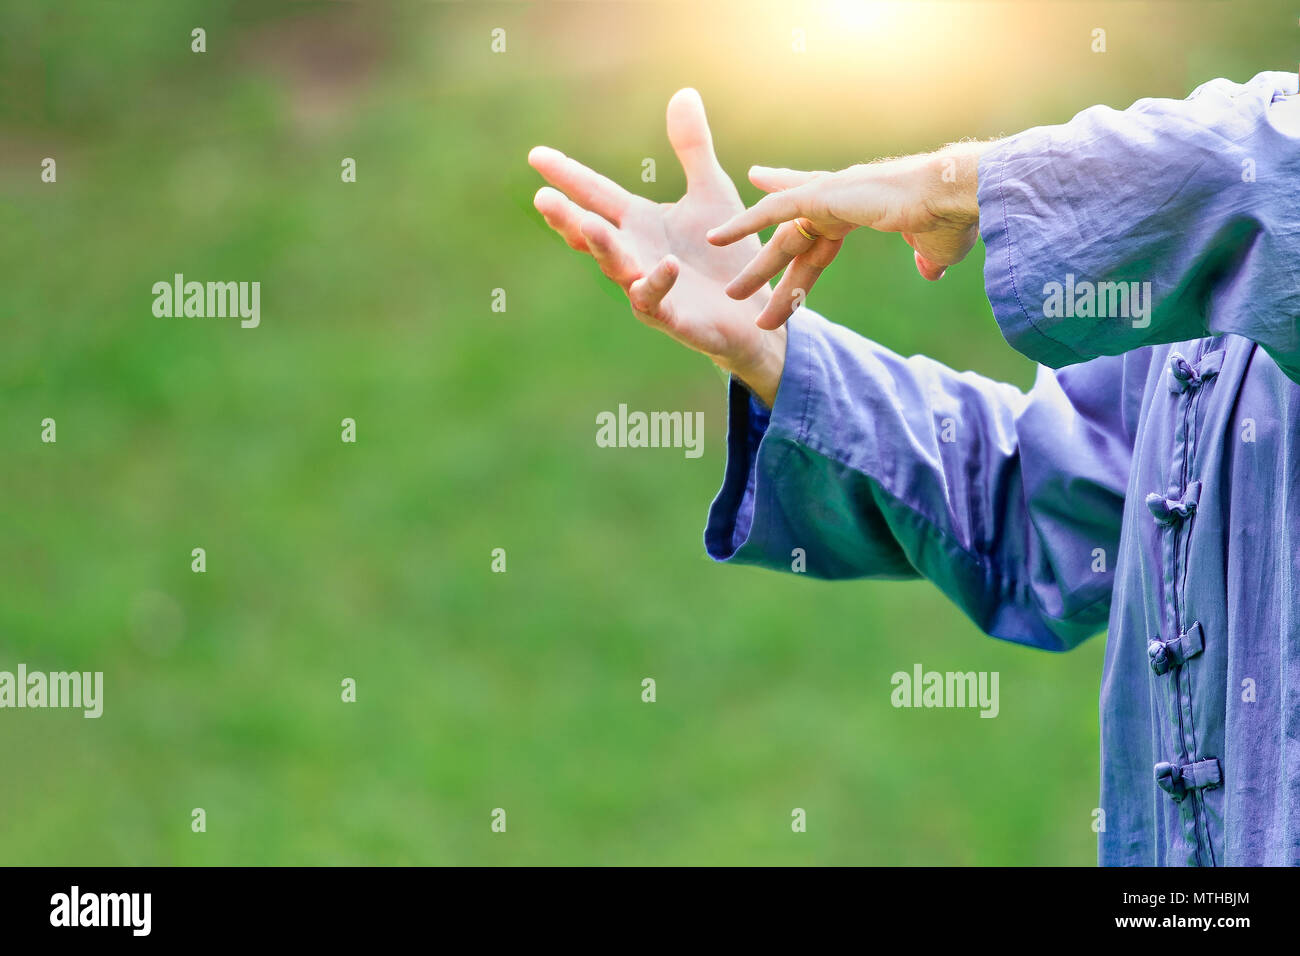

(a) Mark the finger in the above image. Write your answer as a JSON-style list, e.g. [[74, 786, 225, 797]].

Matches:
[[748, 166, 825, 192], [707, 186, 812, 245], [528, 145, 635, 225], [580, 213, 641, 289], [628, 255, 680, 325], [757, 238, 843, 329], [534, 186, 594, 253], [914, 249, 947, 281], [666, 88, 730, 195], [724, 220, 816, 299]]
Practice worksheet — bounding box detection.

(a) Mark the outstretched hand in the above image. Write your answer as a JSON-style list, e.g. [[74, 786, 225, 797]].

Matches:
[[707, 143, 992, 330], [529, 88, 788, 406]]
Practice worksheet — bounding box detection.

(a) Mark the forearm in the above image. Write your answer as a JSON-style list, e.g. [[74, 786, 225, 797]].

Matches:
[[978, 71, 1300, 372], [706, 307, 1131, 651]]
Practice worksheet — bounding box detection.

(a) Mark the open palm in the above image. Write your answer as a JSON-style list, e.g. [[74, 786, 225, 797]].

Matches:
[[529, 89, 776, 380]]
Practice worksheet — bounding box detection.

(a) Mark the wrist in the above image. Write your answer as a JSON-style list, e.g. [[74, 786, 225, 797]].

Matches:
[[928, 141, 991, 227], [726, 324, 788, 409]]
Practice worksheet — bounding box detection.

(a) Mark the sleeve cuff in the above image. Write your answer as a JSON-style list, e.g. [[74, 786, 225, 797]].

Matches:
[[977, 143, 1087, 369], [703, 310, 811, 562]]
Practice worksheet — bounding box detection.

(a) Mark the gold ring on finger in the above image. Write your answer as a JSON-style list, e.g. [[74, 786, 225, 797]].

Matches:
[[793, 219, 820, 242]]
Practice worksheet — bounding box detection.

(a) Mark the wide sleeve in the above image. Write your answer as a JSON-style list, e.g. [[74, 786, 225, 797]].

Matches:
[[705, 307, 1148, 652], [979, 71, 1300, 379]]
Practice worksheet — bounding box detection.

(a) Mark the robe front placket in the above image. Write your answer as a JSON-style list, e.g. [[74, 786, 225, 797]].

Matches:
[[1146, 345, 1225, 865]]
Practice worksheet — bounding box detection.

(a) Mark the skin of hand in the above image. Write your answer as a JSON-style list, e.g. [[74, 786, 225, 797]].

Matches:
[[528, 88, 788, 407], [706, 141, 995, 330]]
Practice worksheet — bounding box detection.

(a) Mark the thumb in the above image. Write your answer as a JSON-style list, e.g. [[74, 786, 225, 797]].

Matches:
[[666, 88, 728, 193], [913, 249, 947, 282], [902, 232, 948, 281]]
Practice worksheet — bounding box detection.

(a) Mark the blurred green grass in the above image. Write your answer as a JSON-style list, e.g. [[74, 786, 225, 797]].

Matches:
[[0, 0, 1292, 864]]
